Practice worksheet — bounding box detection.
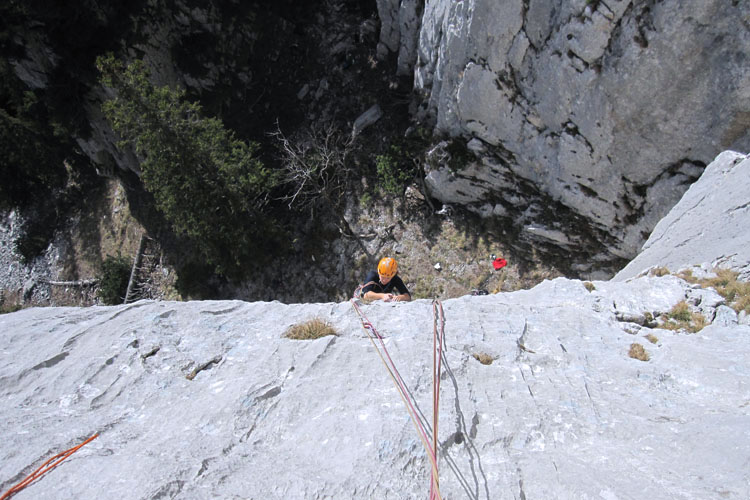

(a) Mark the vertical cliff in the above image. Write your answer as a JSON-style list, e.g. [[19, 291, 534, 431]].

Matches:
[[379, 0, 750, 267]]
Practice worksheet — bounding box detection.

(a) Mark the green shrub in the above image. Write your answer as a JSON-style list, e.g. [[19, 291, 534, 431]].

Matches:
[[375, 145, 414, 195], [359, 192, 372, 207], [97, 54, 279, 275], [97, 254, 132, 305]]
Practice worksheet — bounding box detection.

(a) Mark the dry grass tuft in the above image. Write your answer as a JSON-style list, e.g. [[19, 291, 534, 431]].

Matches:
[[645, 333, 659, 344], [678, 268, 750, 314], [677, 269, 697, 283], [668, 301, 692, 322], [284, 318, 339, 340], [0, 303, 23, 315], [661, 300, 707, 333], [734, 293, 750, 315], [473, 352, 494, 365], [704, 270, 750, 314], [649, 266, 671, 277], [628, 343, 650, 361]]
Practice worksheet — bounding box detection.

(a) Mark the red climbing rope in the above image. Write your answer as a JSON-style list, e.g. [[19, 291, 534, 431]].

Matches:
[[1, 433, 99, 500], [351, 286, 445, 500]]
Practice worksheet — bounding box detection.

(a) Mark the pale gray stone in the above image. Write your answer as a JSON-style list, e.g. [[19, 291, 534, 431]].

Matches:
[[396, 0, 419, 76], [714, 305, 739, 327], [352, 104, 383, 136], [2, 275, 750, 499], [296, 84, 310, 100], [22, 279, 35, 300], [615, 151, 750, 280], [376, 0, 400, 53]]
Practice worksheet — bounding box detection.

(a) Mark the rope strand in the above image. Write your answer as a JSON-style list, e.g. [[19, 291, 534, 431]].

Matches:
[[1, 433, 99, 500], [351, 286, 445, 500]]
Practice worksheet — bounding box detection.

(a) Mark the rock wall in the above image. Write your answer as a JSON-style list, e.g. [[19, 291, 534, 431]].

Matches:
[[388, 0, 750, 267], [615, 150, 750, 281], [8, 0, 750, 280]]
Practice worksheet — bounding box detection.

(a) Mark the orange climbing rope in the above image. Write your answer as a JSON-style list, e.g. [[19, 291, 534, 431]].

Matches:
[[1, 433, 99, 500], [351, 286, 446, 500]]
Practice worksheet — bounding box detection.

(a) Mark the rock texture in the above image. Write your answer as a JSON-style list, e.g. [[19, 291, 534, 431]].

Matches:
[[408, 0, 750, 265], [8, 1, 750, 278], [2, 255, 750, 496], [3, 145, 750, 496], [616, 150, 750, 281]]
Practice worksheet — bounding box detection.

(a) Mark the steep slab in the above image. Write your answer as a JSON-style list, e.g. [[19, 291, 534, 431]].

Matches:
[[1, 278, 749, 499], [615, 151, 750, 280]]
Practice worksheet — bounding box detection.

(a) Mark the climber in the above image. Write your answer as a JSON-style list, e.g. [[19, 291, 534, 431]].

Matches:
[[360, 257, 411, 302]]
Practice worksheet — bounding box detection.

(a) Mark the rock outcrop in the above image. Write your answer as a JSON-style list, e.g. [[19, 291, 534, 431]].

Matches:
[[615, 150, 750, 281], [2, 149, 750, 498], [403, 0, 750, 268], [6, 0, 750, 281], [2, 277, 749, 499]]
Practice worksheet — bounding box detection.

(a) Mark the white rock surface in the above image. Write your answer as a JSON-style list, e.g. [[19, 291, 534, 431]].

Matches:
[[615, 151, 750, 281], [2, 277, 749, 499]]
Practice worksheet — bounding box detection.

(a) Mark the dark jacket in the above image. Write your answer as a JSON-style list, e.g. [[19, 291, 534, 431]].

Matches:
[[361, 271, 410, 297]]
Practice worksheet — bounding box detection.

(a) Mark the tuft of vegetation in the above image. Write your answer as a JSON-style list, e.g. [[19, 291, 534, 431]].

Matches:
[[284, 318, 338, 340], [97, 54, 280, 276], [643, 311, 657, 328], [677, 268, 750, 315], [628, 343, 650, 361], [472, 352, 494, 365], [649, 266, 671, 277], [734, 293, 750, 315], [0, 299, 23, 315], [97, 254, 132, 305], [645, 333, 659, 344], [375, 145, 415, 196], [583, 281, 596, 292], [668, 300, 692, 322], [703, 269, 750, 314], [661, 300, 707, 333]]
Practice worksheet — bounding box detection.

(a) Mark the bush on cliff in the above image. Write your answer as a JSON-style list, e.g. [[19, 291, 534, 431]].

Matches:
[[97, 254, 131, 305], [96, 54, 280, 276]]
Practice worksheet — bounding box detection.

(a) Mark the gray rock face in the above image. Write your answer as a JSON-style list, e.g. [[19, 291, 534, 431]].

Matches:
[[615, 151, 750, 280], [376, 0, 421, 75], [3, 143, 750, 496], [2, 275, 749, 499], [409, 0, 750, 264]]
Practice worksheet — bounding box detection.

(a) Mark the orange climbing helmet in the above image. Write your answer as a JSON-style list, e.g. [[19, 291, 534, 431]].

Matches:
[[378, 257, 398, 279]]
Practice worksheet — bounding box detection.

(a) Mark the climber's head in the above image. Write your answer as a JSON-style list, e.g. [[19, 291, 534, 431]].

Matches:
[[377, 257, 398, 283]]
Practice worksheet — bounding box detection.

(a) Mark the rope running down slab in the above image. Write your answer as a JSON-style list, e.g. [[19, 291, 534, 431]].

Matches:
[[1, 433, 99, 500], [351, 286, 445, 500]]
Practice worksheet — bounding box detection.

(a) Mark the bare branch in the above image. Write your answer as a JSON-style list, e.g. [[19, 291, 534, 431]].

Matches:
[[270, 121, 354, 211]]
